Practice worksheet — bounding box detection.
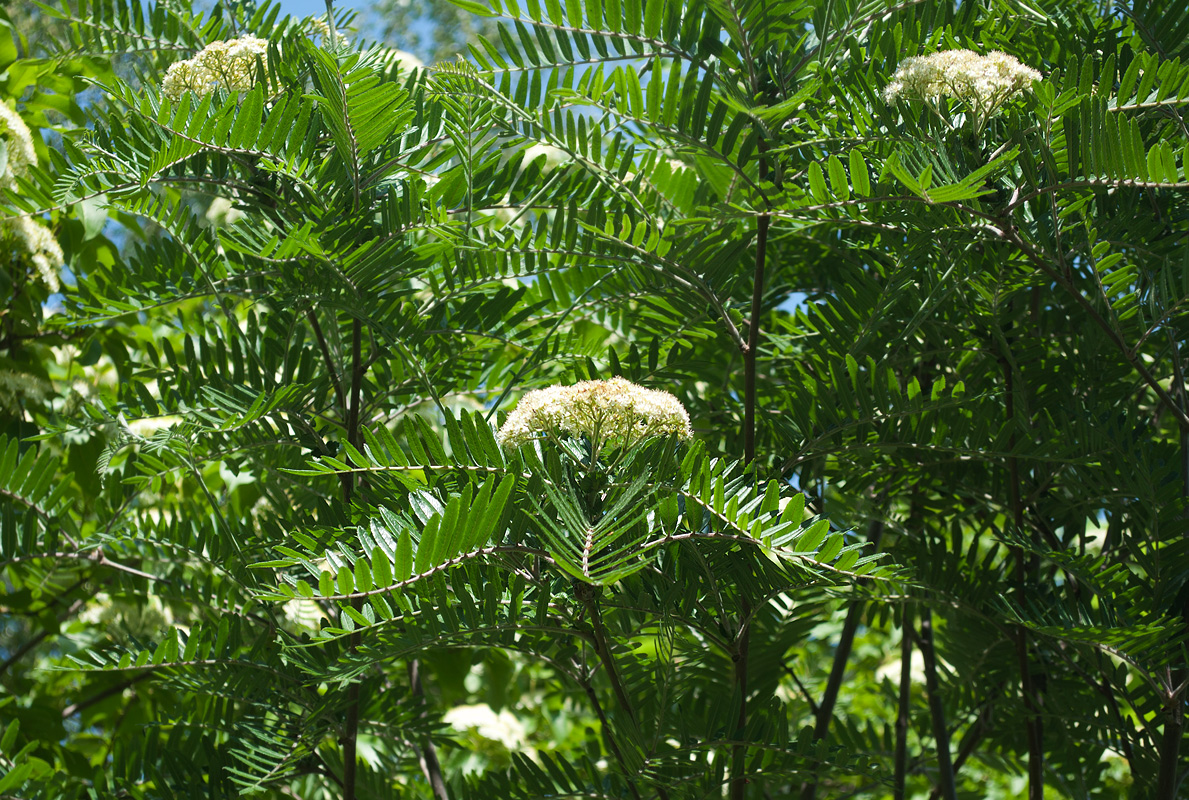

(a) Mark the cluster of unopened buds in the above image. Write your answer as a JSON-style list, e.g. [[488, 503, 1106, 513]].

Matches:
[[161, 36, 269, 100], [884, 49, 1041, 135], [497, 376, 692, 451]]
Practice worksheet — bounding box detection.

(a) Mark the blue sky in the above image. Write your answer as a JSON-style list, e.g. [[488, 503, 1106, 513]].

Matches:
[[276, 0, 363, 16], [275, 0, 375, 29]]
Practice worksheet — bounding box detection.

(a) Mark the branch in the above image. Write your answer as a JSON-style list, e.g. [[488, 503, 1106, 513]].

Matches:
[[0, 595, 88, 677], [917, 610, 957, 800], [577, 585, 648, 800], [743, 150, 771, 463], [893, 605, 913, 800], [408, 660, 450, 800], [989, 223, 1189, 431], [733, 128, 773, 800], [1157, 334, 1189, 799], [584, 591, 638, 729], [1008, 178, 1189, 213], [799, 517, 884, 800], [784, 665, 818, 716], [0, 548, 166, 583], [89, 548, 166, 583], [579, 675, 643, 800], [731, 596, 752, 800], [61, 670, 156, 719], [342, 312, 366, 800], [306, 309, 346, 415], [1001, 325, 1044, 800], [1155, 680, 1185, 800], [927, 698, 993, 800]]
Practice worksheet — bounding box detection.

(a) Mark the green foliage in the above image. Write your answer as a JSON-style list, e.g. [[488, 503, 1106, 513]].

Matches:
[[3, 0, 1189, 798]]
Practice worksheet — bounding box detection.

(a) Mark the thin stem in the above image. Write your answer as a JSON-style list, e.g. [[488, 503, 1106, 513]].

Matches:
[[408, 660, 450, 800], [928, 699, 993, 800], [347, 318, 364, 454], [323, 0, 338, 45], [62, 670, 156, 719], [785, 666, 819, 715], [799, 517, 884, 800], [917, 610, 957, 800], [893, 605, 913, 800], [730, 597, 751, 800], [1014, 624, 1044, 798], [0, 594, 89, 677], [307, 309, 346, 414], [342, 316, 365, 800], [992, 223, 1189, 431], [743, 197, 770, 466], [586, 595, 637, 728], [1002, 332, 1044, 800], [1157, 333, 1188, 799], [798, 605, 862, 800], [308, 307, 353, 497], [1155, 684, 1184, 800], [580, 676, 644, 800], [734, 133, 771, 800], [580, 589, 669, 800], [814, 604, 864, 738], [0, 624, 51, 677]]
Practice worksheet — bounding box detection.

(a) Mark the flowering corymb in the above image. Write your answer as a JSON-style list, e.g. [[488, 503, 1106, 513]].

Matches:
[[162, 36, 269, 100], [884, 49, 1041, 135], [497, 377, 692, 451]]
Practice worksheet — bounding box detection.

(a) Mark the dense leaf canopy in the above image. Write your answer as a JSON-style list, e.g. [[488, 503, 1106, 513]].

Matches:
[[2, 0, 1189, 798]]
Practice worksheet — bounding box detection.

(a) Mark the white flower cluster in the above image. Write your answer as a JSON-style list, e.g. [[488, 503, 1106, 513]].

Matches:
[[0, 103, 37, 191], [442, 703, 528, 750], [0, 369, 52, 412], [522, 142, 570, 173], [0, 103, 62, 291], [386, 48, 424, 70], [497, 376, 692, 449], [307, 15, 332, 39], [162, 36, 269, 101], [3, 215, 63, 291], [205, 196, 244, 227], [77, 592, 178, 641], [884, 49, 1040, 126]]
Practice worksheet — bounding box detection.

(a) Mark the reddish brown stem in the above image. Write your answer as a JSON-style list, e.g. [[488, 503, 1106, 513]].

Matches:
[[893, 605, 913, 800]]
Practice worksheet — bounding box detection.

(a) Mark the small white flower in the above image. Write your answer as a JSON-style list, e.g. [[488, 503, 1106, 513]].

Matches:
[[497, 376, 692, 449], [162, 59, 215, 101]]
